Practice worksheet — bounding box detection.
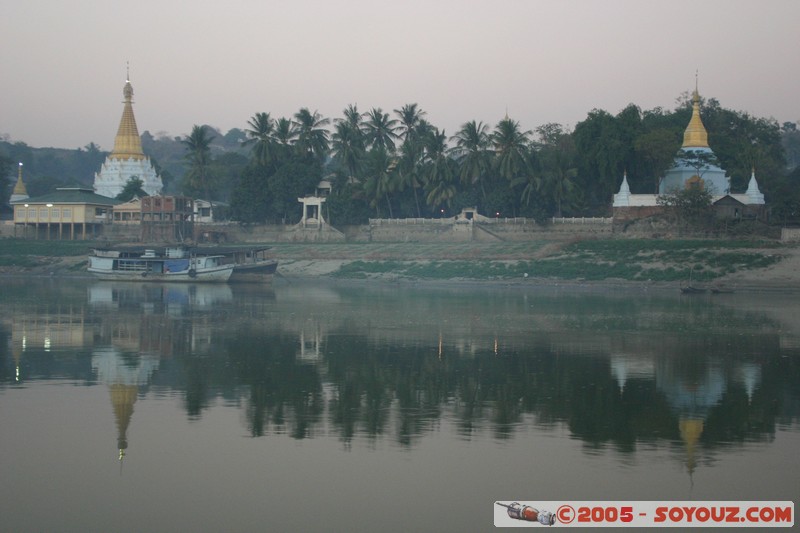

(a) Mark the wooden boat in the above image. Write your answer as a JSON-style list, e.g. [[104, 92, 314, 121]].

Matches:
[[88, 246, 234, 282], [199, 246, 278, 283], [680, 267, 707, 294]]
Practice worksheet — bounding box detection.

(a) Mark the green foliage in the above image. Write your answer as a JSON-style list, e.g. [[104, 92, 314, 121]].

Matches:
[[657, 186, 713, 225], [181, 125, 216, 200], [116, 176, 147, 201], [0, 239, 91, 267], [0, 153, 12, 206], [323, 239, 781, 282], [2, 91, 791, 225]]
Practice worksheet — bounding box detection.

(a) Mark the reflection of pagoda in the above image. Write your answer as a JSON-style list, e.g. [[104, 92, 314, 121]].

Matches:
[[92, 347, 160, 463], [656, 360, 726, 480]]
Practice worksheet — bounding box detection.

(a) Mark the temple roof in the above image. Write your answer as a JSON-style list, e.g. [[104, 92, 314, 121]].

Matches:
[[11, 187, 120, 205], [682, 90, 710, 149], [110, 79, 146, 161]]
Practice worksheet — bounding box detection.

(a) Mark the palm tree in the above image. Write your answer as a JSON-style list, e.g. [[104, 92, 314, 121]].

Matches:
[[363, 107, 399, 152], [331, 120, 365, 180], [422, 128, 456, 213], [292, 108, 330, 161], [539, 134, 579, 217], [243, 112, 276, 168], [182, 124, 215, 200], [341, 103, 363, 130], [396, 139, 425, 217], [394, 103, 427, 145], [450, 120, 492, 204], [362, 147, 397, 218], [272, 117, 296, 161], [492, 117, 531, 182]]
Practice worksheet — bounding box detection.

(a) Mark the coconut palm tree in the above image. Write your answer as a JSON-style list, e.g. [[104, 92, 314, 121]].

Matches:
[[492, 117, 531, 182], [292, 108, 330, 162], [422, 128, 456, 212], [362, 146, 397, 217], [538, 133, 579, 217], [363, 107, 399, 152], [394, 103, 427, 145], [243, 112, 276, 168], [341, 103, 364, 130], [331, 120, 365, 181], [182, 124, 215, 200], [450, 120, 492, 204], [271, 117, 297, 162], [396, 138, 425, 217]]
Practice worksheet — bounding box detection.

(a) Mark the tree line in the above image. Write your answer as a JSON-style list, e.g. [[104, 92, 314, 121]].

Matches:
[[182, 97, 798, 225], [3, 96, 799, 224]]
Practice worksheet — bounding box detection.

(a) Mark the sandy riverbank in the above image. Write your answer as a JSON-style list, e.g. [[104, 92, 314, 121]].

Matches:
[[4, 241, 799, 292], [272, 244, 800, 291]]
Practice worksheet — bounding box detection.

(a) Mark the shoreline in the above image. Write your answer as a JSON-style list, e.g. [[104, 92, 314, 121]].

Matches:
[[4, 266, 798, 294], [3, 239, 798, 292]]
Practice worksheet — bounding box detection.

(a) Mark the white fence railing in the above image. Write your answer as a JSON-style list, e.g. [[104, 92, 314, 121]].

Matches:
[[370, 218, 453, 225], [551, 217, 613, 224], [370, 216, 613, 225]]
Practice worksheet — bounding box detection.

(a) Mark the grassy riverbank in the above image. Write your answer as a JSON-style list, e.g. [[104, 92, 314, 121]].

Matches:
[[0, 237, 791, 286], [267, 239, 785, 284]]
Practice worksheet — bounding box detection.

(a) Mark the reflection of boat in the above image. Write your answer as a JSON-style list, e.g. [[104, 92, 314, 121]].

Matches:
[[681, 285, 707, 294], [203, 246, 278, 283], [89, 281, 233, 308], [710, 286, 734, 294], [680, 267, 706, 294], [88, 247, 233, 282]]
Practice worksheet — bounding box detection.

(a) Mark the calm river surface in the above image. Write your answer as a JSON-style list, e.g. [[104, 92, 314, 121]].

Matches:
[[1, 278, 798, 532]]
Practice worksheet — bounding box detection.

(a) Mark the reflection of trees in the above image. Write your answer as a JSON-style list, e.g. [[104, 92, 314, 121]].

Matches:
[[225, 327, 323, 438], [4, 279, 800, 460], [216, 324, 800, 455]]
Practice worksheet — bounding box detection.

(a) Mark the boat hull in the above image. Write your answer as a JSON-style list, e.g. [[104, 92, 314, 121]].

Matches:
[[87, 252, 234, 283], [229, 260, 278, 283], [88, 265, 233, 282]]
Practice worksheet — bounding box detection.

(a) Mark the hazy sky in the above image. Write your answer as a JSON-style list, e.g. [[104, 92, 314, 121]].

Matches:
[[2, 0, 798, 150]]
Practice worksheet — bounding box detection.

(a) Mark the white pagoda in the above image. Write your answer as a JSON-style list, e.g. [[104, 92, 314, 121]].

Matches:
[[93, 76, 162, 198]]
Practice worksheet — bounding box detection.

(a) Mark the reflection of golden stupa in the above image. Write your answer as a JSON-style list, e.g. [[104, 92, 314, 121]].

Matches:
[[679, 417, 704, 478], [110, 383, 138, 460], [92, 347, 159, 466]]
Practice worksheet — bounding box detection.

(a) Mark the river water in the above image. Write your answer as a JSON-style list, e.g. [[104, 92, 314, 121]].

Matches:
[[1, 279, 797, 531]]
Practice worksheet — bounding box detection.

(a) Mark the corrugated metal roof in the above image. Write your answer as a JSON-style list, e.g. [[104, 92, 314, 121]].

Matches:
[[10, 188, 120, 206]]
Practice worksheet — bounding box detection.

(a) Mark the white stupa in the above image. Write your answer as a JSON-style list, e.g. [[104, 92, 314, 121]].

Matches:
[[93, 74, 162, 198]]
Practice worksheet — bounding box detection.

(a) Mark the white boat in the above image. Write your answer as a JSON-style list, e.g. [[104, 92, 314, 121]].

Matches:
[[88, 247, 234, 282]]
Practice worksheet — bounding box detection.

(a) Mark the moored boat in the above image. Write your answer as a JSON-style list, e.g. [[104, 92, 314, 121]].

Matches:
[[199, 246, 278, 283], [88, 246, 234, 282]]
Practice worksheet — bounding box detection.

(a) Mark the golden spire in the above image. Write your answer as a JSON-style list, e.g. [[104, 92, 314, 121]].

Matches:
[[682, 86, 709, 149], [110, 74, 146, 161], [13, 162, 27, 195]]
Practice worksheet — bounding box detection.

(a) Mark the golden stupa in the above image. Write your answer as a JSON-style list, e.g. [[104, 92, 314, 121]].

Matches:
[[682, 89, 710, 149]]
